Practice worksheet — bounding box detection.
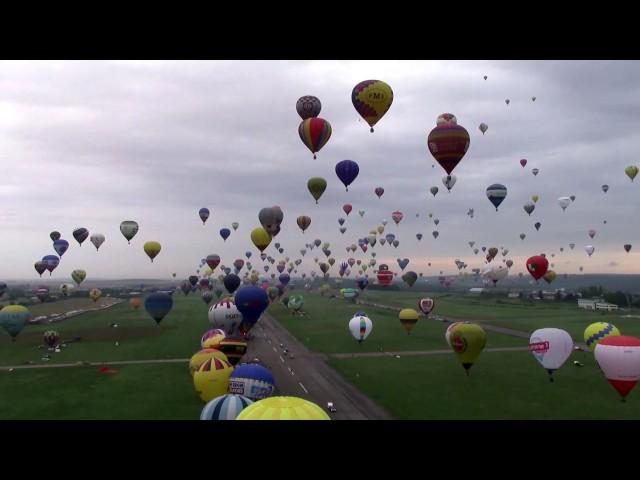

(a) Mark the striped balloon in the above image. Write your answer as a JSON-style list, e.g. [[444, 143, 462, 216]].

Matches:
[[200, 394, 254, 420], [298, 118, 332, 159], [486, 184, 508, 211], [428, 115, 470, 175]]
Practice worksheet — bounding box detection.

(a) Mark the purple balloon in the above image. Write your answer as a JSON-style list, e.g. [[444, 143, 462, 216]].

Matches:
[[335, 160, 360, 192]]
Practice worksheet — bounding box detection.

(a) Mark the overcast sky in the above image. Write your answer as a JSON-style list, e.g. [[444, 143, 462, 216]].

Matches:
[[2, 60, 639, 282]]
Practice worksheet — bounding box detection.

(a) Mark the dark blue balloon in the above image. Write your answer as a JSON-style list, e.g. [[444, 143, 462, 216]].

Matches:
[[486, 184, 508, 211], [335, 160, 360, 191], [278, 273, 290, 286], [220, 228, 231, 241], [42, 255, 60, 275], [356, 276, 369, 290], [224, 273, 241, 294], [230, 363, 275, 385], [234, 286, 269, 331], [188, 275, 198, 286], [72, 227, 89, 246], [53, 239, 69, 257], [144, 292, 173, 325]]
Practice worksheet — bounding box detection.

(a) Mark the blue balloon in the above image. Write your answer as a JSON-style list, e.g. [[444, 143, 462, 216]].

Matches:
[[314, 239, 321, 247], [335, 159, 360, 191], [200, 394, 253, 420], [229, 363, 276, 400], [356, 276, 369, 290], [53, 239, 69, 257], [486, 184, 508, 211], [224, 273, 241, 294], [245, 251, 252, 259], [220, 228, 231, 241], [42, 255, 60, 275], [199, 208, 210, 224], [144, 292, 173, 325], [278, 273, 290, 286], [234, 286, 269, 333], [385, 233, 396, 243]]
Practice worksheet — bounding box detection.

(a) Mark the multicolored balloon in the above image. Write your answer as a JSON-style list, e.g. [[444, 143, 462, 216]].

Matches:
[[351, 80, 393, 132], [298, 118, 332, 159]]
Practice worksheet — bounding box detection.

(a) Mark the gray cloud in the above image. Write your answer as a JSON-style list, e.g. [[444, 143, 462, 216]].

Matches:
[[1, 60, 639, 282]]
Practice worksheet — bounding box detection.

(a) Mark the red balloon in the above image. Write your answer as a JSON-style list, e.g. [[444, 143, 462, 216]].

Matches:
[[526, 255, 549, 280], [596, 336, 640, 399], [377, 269, 394, 286], [520, 159, 527, 168], [343, 204, 352, 216], [427, 116, 470, 175]]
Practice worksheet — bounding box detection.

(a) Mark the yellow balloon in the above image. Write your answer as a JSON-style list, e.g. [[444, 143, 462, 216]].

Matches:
[[399, 308, 419, 334], [352, 80, 394, 132], [584, 322, 620, 352], [236, 396, 330, 420], [189, 349, 228, 377], [531, 195, 539, 203], [202, 332, 225, 349], [144, 241, 161, 262], [449, 322, 486, 374], [193, 357, 234, 402], [250, 227, 272, 252]]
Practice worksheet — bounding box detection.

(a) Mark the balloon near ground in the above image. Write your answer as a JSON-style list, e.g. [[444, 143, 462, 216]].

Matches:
[[349, 312, 373, 343], [236, 396, 330, 420], [228, 363, 276, 401], [189, 349, 229, 377], [594, 336, 640, 401], [399, 308, 419, 334], [144, 292, 173, 325], [448, 322, 486, 375], [200, 394, 254, 420], [193, 357, 234, 402], [584, 322, 620, 351], [234, 286, 269, 335], [208, 299, 243, 336], [529, 328, 573, 382], [0, 305, 31, 341]]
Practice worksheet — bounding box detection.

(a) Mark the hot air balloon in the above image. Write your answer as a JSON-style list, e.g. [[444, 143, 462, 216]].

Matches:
[[442, 175, 457, 192], [206, 254, 221, 271], [71, 269, 86, 286], [236, 396, 330, 420], [532, 168, 539, 176], [199, 208, 210, 225], [557, 197, 570, 211], [208, 299, 243, 336], [299, 117, 332, 159], [296, 95, 321, 120], [53, 239, 69, 257], [258, 206, 284, 237], [234, 286, 269, 335], [375, 187, 384, 198], [402, 271, 418, 287], [602, 184, 609, 193], [625, 165, 638, 182], [129, 297, 142, 310], [89, 288, 102, 302], [624, 244, 632, 253], [36, 286, 49, 303], [410, 299, 432, 320], [486, 184, 507, 211], [231, 222, 239, 231], [352, 80, 393, 132], [42, 255, 60, 276], [229, 363, 276, 401], [520, 159, 527, 168], [193, 357, 235, 403], [584, 322, 621, 352], [529, 328, 573, 381], [0, 305, 31, 341], [144, 292, 173, 325], [399, 308, 419, 334], [144, 241, 161, 262], [224, 274, 242, 295], [482, 264, 508, 285], [296, 215, 311, 233], [430, 186, 439, 197], [72, 228, 89, 246], [120, 221, 139, 244], [251, 227, 271, 252], [43, 330, 59, 348], [220, 228, 231, 242], [505, 99, 510, 105], [523, 202, 535, 216], [50, 231, 61, 242], [349, 312, 373, 343], [594, 336, 640, 401], [585, 245, 595, 257], [526, 255, 549, 280], [200, 394, 254, 420], [479, 123, 488, 135], [392, 211, 404, 225], [416, 233, 423, 240], [449, 323, 486, 375], [343, 204, 352, 216], [90, 233, 105, 251], [428, 113, 470, 175], [335, 160, 359, 191], [534, 222, 541, 231], [307, 177, 327, 204]]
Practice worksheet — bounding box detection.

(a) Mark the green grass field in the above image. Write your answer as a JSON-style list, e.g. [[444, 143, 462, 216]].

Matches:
[[1, 289, 639, 419]]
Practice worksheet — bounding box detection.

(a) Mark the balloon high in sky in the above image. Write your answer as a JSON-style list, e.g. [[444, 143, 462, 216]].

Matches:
[[1, 60, 639, 279]]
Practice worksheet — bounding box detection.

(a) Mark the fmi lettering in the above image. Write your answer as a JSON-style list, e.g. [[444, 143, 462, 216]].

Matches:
[[367, 91, 385, 101]]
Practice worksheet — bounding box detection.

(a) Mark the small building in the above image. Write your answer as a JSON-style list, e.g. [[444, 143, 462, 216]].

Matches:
[[468, 288, 484, 295], [507, 291, 520, 299], [596, 302, 619, 311]]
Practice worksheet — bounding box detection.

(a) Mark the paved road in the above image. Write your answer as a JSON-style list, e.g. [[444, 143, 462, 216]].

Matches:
[[247, 313, 392, 420], [329, 346, 530, 359]]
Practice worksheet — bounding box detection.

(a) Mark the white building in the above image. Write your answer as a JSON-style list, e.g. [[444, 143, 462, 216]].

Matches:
[[468, 288, 484, 295], [578, 298, 618, 311]]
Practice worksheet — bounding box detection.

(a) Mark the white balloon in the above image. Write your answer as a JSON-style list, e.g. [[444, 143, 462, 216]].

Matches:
[[90, 233, 105, 251], [595, 337, 640, 399], [208, 299, 243, 335], [348, 314, 373, 343], [585, 245, 595, 257], [557, 197, 571, 211], [529, 328, 573, 378]]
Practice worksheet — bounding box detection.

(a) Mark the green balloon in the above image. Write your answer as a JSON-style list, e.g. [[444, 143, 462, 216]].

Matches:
[[307, 177, 327, 204], [449, 323, 486, 374], [288, 295, 305, 311]]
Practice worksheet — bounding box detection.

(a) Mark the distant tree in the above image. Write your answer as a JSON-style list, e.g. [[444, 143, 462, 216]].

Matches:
[[537, 290, 544, 299], [564, 293, 577, 302], [603, 291, 628, 306], [555, 291, 563, 301], [580, 285, 605, 299]]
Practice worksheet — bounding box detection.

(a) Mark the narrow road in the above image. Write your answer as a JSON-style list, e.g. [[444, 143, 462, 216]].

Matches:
[[247, 313, 392, 420]]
